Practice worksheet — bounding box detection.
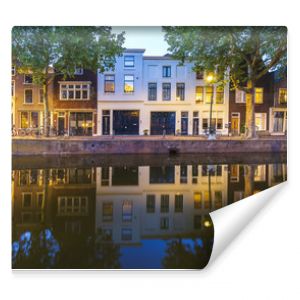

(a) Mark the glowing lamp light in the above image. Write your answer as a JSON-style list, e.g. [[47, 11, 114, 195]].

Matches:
[[204, 220, 211, 227], [206, 74, 214, 83]]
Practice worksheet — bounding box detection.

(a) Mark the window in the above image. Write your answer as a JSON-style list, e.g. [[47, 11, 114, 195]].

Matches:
[[12, 81, 15, 97], [162, 66, 171, 78], [160, 217, 169, 230], [202, 118, 208, 130], [31, 112, 39, 128], [104, 75, 115, 93], [205, 86, 213, 103], [215, 191, 223, 209], [122, 200, 133, 222], [12, 66, 16, 76], [74, 67, 83, 75], [102, 202, 113, 222], [236, 89, 246, 103], [160, 195, 169, 213], [148, 83, 157, 100], [196, 70, 204, 79], [176, 83, 185, 101], [24, 74, 33, 84], [124, 75, 134, 93], [22, 193, 32, 208], [255, 88, 264, 104], [60, 83, 90, 100], [255, 113, 267, 130], [194, 215, 202, 229], [162, 83, 171, 100], [279, 88, 287, 104], [196, 86, 203, 102], [39, 89, 44, 103], [194, 192, 202, 209], [216, 86, 224, 104], [175, 194, 183, 213], [146, 195, 155, 213], [58, 196, 88, 216], [124, 55, 134, 68], [121, 228, 132, 241], [217, 118, 223, 129], [24, 89, 33, 104], [21, 112, 29, 128], [254, 165, 266, 182]]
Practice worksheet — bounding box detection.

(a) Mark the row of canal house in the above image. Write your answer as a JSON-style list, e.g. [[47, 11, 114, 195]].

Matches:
[[11, 49, 287, 136]]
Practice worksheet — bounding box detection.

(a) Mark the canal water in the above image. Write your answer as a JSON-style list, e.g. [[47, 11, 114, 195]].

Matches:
[[12, 153, 287, 269]]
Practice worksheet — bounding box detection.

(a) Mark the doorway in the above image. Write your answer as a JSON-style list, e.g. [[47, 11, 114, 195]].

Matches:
[[231, 112, 240, 135]]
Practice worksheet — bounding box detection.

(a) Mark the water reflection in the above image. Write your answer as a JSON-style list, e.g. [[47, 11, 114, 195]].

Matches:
[[12, 158, 286, 269]]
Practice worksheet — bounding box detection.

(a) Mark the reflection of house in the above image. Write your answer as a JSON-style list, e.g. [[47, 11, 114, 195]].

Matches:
[[95, 164, 228, 245], [12, 168, 97, 240], [227, 163, 287, 204], [97, 49, 230, 136]]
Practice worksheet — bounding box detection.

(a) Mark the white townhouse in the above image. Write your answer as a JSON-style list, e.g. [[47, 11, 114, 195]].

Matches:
[[97, 49, 229, 136]]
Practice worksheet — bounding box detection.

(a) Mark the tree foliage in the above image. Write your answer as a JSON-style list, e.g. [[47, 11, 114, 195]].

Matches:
[[12, 26, 125, 136], [163, 26, 287, 138]]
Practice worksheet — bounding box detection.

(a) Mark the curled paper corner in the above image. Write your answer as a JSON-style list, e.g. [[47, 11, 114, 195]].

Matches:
[[207, 182, 287, 267]]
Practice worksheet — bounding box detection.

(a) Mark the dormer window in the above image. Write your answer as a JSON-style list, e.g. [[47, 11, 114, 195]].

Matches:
[[74, 67, 84, 75], [124, 56, 134, 68]]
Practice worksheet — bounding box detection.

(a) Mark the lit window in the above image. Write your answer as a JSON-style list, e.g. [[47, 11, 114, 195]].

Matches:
[[60, 83, 90, 100], [148, 82, 157, 101], [124, 75, 134, 93], [255, 113, 267, 130], [205, 86, 213, 103], [255, 88, 264, 104], [162, 66, 171, 77], [216, 86, 224, 104], [196, 86, 203, 102], [20, 112, 29, 128], [176, 83, 185, 101], [104, 75, 115, 93], [254, 165, 266, 182], [124, 56, 134, 68], [24, 89, 33, 104], [278, 88, 287, 104], [194, 192, 202, 209], [162, 83, 171, 100], [24, 74, 33, 84]]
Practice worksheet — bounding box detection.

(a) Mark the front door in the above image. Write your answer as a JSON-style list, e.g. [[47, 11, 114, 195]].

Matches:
[[58, 117, 65, 135], [231, 113, 240, 135], [181, 112, 188, 135]]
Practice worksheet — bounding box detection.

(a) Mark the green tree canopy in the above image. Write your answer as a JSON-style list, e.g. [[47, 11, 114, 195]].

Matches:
[[163, 26, 287, 138], [12, 26, 125, 136]]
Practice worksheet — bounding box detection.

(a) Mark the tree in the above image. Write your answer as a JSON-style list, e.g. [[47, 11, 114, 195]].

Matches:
[[12, 26, 124, 136], [163, 26, 287, 138]]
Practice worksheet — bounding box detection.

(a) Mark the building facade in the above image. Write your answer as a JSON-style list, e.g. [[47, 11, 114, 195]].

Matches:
[[97, 49, 230, 136]]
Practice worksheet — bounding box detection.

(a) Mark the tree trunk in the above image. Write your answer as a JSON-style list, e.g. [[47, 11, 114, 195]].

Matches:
[[245, 80, 256, 139], [244, 165, 254, 198], [43, 82, 50, 137]]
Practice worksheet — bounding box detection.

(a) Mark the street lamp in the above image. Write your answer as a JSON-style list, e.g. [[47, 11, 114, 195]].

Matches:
[[205, 74, 216, 140]]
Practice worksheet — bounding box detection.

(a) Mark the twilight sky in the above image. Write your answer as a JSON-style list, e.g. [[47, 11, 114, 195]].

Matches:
[[111, 26, 169, 56]]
